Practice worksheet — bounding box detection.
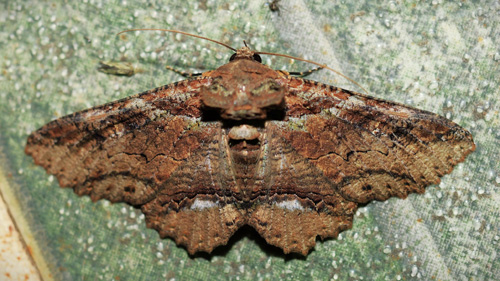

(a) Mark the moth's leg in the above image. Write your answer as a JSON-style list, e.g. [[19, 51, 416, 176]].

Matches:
[[288, 66, 323, 77], [165, 65, 203, 77]]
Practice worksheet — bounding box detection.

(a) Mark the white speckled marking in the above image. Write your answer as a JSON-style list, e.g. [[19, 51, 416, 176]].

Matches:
[[190, 199, 218, 210], [275, 199, 304, 211]]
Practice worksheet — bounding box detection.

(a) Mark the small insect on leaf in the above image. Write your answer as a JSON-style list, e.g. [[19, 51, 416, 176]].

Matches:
[[267, 0, 281, 13], [97, 61, 143, 77], [26, 30, 475, 256]]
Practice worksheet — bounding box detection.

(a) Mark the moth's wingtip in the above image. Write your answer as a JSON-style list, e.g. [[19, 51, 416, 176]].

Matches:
[[456, 139, 476, 164], [24, 135, 37, 155], [469, 140, 477, 153], [24, 144, 32, 157]]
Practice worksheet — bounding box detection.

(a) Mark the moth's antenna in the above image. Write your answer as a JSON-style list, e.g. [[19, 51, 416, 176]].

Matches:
[[257, 51, 369, 95], [117, 29, 237, 52]]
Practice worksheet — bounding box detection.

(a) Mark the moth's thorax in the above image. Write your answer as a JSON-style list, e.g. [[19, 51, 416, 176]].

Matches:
[[201, 58, 287, 120]]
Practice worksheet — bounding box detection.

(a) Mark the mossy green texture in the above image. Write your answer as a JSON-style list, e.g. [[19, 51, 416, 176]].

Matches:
[[1, 1, 498, 280]]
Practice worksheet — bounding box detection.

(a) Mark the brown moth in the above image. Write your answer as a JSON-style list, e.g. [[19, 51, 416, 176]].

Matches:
[[25, 31, 475, 255]]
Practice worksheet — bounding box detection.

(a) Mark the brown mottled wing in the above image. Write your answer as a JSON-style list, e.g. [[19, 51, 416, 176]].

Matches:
[[248, 122, 357, 255], [25, 78, 243, 254], [250, 77, 475, 255], [140, 128, 246, 254], [282, 78, 475, 202], [26, 78, 207, 205]]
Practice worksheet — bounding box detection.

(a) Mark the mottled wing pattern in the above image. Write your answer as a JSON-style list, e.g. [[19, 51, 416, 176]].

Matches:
[[248, 77, 475, 254], [249, 122, 357, 254], [25, 77, 244, 253], [282, 77, 475, 203], [26, 78, 206, 205], [141, 128, 246, 254]]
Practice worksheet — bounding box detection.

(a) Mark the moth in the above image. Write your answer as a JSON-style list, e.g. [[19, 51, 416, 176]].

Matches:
[[25, 30, 475, 255]]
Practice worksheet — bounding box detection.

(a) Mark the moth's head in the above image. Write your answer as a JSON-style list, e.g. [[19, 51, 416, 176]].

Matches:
[[201, 47, 286, 120]]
